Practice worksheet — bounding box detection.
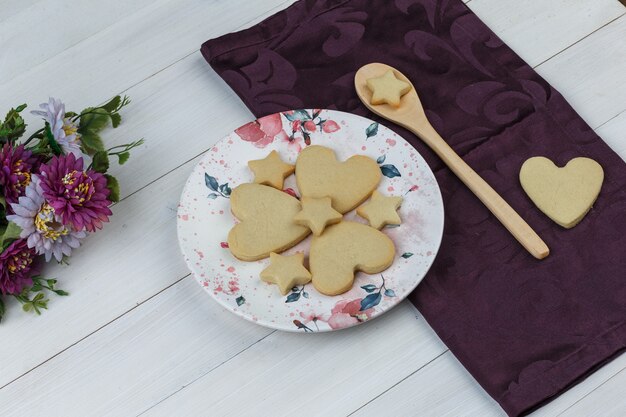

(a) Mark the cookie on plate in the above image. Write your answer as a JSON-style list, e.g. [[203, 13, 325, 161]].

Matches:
[[227, 183, 310, 261], [309, 221, 395, 295], [295, 145, 381, 214]]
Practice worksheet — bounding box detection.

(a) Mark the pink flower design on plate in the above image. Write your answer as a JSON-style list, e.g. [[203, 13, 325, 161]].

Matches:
[[322, 120, 340, 133], [234, 113, 289, 148], [327, 298, 374, 329], [303, 121, 317, 132]]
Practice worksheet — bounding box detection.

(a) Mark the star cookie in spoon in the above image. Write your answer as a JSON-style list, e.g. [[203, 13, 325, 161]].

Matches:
[[366, 69, 412, 107]]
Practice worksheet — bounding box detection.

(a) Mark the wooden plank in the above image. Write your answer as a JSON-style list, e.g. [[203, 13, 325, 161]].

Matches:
[[559, 366, 626, 417], [138, 302, 446, 417], [535, 15, 626, 129], [0, 277, 271, 417], [0, 0, 154, 81], [0, 298, 444, 417], [0, 0, 41, 23], [468, 0, 625, 67], [533, 354, 626, 416], [350, 351, 504, 417], [0, 0, 294, 117]]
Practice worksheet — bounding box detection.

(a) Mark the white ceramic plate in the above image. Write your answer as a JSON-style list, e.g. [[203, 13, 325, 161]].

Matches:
[[177, 109, 444, 332]]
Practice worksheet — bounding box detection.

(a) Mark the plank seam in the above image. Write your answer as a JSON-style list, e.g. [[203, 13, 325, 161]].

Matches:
[[533, 12, 626, 70], [555, 364, 626, 416], [345, 349, 450, 416], [134, 329, 277, 417], [0, 274, 190, 391]]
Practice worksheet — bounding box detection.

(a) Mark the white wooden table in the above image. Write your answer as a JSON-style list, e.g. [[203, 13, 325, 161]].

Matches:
[[0, 1, 625, 416]]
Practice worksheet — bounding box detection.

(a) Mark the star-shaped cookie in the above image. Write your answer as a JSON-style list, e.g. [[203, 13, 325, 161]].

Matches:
[[357, 191, 403, 229], [294, 197, 343, 236], [260, 252, 312, 295], [366, 70, 412, 107], [248, 150, 295, 189]]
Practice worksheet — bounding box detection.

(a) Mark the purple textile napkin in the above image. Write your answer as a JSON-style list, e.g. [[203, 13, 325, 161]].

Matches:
[[201, 0, 626, 415]]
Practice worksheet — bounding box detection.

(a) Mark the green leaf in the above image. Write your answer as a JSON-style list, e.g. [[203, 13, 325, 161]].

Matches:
[[380, 164, 401, 178], [401, 252, 414, 259], [44, 122, 62, 156], [116, 151, 130, 165], [79, 131, 105, 155], [0, 195, 5, 208], [1, 221, 22, 250], [0, 298, 5, 323], [0, 105, 27, 143], [104, 174, 120, 202], [235, 296, 245, 306], [285, 292, 300, 303], [101, 95, 122, 113], [110, 112, 122, 128], [360, 292, 382, 311], [205, 174, 219, 191], [78, 108, 110, 134], [365, 122, 379, 139], [54, 290, 69, 296], [384, 289, 396, 297], [92, 151, 110, 173], [360, 284, 378, 293], [292, 109, 311, 121]]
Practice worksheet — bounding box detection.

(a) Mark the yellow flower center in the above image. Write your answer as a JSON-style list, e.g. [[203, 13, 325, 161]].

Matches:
[[77, 183, 89, 199], [13, 160, 31, 188], [8, 252, 32, 273], [34, 204, 69, 241], [63, 122, 78, 137], [62, 170, 77, 186]]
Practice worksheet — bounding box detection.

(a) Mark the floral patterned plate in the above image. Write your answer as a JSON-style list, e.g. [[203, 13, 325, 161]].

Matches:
[[177, 109, 444, 332]]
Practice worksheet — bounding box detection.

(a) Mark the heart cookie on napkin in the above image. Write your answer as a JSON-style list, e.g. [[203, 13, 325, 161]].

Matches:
[[228, 183, 310, 261], [520, 157, 604, 229], [296, 145, 381, 213]]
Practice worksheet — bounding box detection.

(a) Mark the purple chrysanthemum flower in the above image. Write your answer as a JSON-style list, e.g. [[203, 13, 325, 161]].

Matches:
[[39, 153, 112, 232], [31, 97, 83, 158], [0, 144, 39, 205], [0, 239, 37, 295], [7, 175, 86, 262]]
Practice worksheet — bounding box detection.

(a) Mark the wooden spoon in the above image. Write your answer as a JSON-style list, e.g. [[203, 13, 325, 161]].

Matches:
[[355, 63, 549, 259]]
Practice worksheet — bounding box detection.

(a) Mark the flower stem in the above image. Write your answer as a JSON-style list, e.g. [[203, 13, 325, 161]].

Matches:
[[22, 127, 45, 146]]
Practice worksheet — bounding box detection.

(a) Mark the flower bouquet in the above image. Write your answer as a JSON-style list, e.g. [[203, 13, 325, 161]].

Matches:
[[0, 96, 142, 321]]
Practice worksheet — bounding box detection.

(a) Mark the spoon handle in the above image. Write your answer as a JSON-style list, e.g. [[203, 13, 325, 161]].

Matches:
[[410, 122, 550, 259]]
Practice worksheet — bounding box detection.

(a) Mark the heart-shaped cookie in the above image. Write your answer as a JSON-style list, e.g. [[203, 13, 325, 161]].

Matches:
[[309, 221, 395, 295], [520, 157, 604, 229], [296, 145, 381, 213], [228, 183, 310, 261]]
